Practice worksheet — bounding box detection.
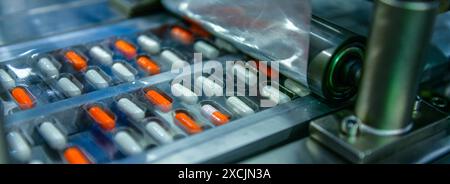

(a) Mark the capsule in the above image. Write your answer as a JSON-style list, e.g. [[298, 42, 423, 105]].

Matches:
[[88, 106, 116, 131], [171, 83, 198, 104], [85, 69, 109, 89], [145, 90, 172, 112], [232, 63, 258, 86], [113, 131, 143, 156], [37, 57, 59, 78], [89, 46, 113, 66], [171, 26, 194, 44], [6, 131, 32, 162], [117, 98, 145, 121], [194, 41, 219, 59], [114, 39, 137, 59], [160, 50, 188, 69], [145, 121, 173, 144], [254, 61, 277, 79], [112, 62, 135, 82], [0, 69, 15, 89], [10, 87, 35, 109], [38, 122, 67, 150], [283, 79, 310, 97], [226, 97, 255, 117], [137, 35, 160, 54], [189, 24, 211, 38], [64, 147, 91, 164], [57, 77, 82, 97], [201, 104, 229, 125], [260, 85, 291, 104], [174, 112, 202, 134], [65, 51, 87, 71], [136, 56, 160, 75], [195, 76, 223, 96], [214, 38, 237, 53]]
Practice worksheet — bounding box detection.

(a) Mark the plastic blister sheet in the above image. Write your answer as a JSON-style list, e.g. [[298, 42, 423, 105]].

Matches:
[[163, 0, 311, 86], [0, 14, 312, 163]]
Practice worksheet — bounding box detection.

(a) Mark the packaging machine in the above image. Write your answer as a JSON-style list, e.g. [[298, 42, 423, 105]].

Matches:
[[0, 0, 449, 164]]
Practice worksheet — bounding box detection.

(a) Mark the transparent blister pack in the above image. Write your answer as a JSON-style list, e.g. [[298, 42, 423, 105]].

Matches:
[[162, 0, 312, 86], [0, 15, 311, 164]]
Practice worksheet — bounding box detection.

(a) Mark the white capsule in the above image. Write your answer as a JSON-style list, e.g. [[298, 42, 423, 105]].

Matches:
[[0, 69, 15, 89], [57, 77, 82, 97], [195, 76, 223, 96], [38, 122, 67, 150], [194, 41, 219, 59], [85, 69, 109, 89], [226, 97, 254, 117], [137, 35, 160, 54], [89, 46, 113, 66], [145, 121, 173, 144], [113, 131, 143, 156], [117, 98, 145, 121], [112, 62, 135, 82], [160, 50, 188, 69], [171, 83, 198, 104], [6, 131, 31, 162], [214, 38, 237, 53], [261, 85, 291, 104], [232, 64, 258, 86], [37, 57, 59, 78], [284, 79, 310, 97]]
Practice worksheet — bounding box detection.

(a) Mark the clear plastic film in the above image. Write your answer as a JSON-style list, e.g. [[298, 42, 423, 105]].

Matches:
[[433, 11, 450, 59], [162, 0, 311, 86]]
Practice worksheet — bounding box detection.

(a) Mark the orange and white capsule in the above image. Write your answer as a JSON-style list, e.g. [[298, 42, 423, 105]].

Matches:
[[10, 87, 35, 110], [254, 61, 278, 79], [88, 106, 116, 131], [171, 26, 194, 44], [201, 104, 229, 126], [65, 51, 87, 71], [64, 147, 91, 164], [185, 18, 211, 37], [136, 56, 160, 75], [175, 112, 202, 134], [190, 24, 211, 38], [114, 39, 137, 59], [145, 90, 172, 112]]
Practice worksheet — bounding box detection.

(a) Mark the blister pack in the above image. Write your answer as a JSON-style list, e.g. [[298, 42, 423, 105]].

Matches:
[[0, 15, 310, 164]]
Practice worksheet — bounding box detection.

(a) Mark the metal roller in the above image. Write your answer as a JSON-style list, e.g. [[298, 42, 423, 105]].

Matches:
[[307, 16, 365, 101]]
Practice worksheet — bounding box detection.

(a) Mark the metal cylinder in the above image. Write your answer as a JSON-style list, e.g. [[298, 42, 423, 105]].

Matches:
[[355, 0, 439, 134], [308, 16, 365, 101]]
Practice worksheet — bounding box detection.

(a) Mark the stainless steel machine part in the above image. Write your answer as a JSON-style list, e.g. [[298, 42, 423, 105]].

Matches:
[[355, 0, 439, 134], [308, 0, 449, 164], [308, 16, 365, 101], [312, 0, 450, 84]]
